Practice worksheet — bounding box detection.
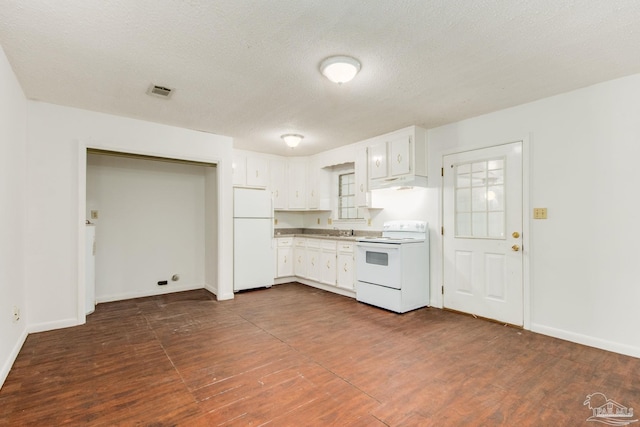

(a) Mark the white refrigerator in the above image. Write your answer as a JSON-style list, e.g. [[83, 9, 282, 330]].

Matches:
[[233, 188, 275, 291]]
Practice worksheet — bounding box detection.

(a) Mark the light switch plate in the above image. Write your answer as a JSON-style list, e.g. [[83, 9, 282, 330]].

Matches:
[[533, 208, 547, 219]]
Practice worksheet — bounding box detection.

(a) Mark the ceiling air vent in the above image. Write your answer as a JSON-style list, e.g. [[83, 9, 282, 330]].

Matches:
[[146, 84, 173, 99]]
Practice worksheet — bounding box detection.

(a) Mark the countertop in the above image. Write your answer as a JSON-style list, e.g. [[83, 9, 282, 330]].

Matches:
[[273, 228, 382, 242]]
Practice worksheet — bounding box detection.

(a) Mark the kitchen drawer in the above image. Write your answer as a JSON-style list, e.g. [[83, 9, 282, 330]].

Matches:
[[337, 242, 354, 253], [306, 239, 321, 249], [277, 238, 293, 247], [321, 240, 336, 251]]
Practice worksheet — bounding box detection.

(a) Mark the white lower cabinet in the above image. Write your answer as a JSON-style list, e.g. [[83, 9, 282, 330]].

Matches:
[[336, 242, 355, 290], [294, 238, 307, 278], [320, 241, 337, 286], [306, 239, 321, 282], [278, 236, 356, 295], [276, 237, 293, 278]]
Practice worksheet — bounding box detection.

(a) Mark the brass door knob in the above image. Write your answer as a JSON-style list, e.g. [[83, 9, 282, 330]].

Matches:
[[512, 231, 520, 238], [512, 244, 520, 252]]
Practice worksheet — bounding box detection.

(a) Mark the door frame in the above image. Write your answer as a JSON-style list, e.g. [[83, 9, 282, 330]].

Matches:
[[440, 136, 531, 330]]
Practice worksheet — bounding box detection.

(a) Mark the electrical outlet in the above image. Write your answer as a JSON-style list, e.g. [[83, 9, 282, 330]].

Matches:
[[368, 218, 372, 226], [90, 210, 99, 220], [317, 218, 320, 225], [274, 218, 278, 225], [327, 218, 332, 225], [12, 306, 20, 322], [533, 208, 548, 219]]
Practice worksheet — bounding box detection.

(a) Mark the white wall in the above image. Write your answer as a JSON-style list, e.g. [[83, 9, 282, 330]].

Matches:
[[297, 187, 431, 232], [427, 73, 640, 357], [86, 154, 208, 302], [25, 101, 233, 333], [0, 46, 28, 388]]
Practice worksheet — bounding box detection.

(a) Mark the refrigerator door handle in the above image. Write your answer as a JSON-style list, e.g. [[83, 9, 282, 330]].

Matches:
[[270, 196, 275, 249]]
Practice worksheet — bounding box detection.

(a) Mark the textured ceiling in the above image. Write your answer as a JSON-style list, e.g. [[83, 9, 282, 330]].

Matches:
[[2, 1, 640, 156]]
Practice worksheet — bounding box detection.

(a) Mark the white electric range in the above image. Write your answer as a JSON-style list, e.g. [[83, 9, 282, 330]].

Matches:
[[356, 220, 429, 313]]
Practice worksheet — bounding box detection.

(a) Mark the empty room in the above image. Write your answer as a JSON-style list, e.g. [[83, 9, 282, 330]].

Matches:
[[1, 2, 640, 425]]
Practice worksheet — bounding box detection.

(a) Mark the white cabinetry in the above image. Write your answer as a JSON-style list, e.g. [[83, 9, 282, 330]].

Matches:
[[306, 239, 321, 281], [246, 156, 269, 188], [233, 151, 269, 188], [336, 242, 355, 290], [355, 146, 370, 207], [276, 237, 293, 278], [320, 241, 337, 286], [277, 236, 356, 296], [270, 157, 288, 209], [288, 159, 307, 209], [367, 126, 428, 189], [232, 152, 247, 187], [388, 134, 411, 177], [368, 141, 388, 180], [294, 238, 307, 277], [306, 162, 319, 209]]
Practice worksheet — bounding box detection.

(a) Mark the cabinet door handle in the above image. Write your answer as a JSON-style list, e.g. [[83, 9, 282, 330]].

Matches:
[[375, 159, 380, 167], [327, 260, 330, 269], [397, 154, 402, 163], [343, 263, 348, 272]]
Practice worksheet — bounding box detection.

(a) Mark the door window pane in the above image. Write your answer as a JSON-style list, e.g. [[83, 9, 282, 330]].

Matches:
[[454, 157, 505, 238]]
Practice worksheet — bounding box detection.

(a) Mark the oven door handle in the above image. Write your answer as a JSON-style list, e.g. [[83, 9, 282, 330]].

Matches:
[[356, 242, 401, 250]]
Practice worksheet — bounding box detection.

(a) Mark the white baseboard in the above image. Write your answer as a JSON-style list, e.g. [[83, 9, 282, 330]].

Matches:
[[96, 284, 204, 304], [205, 284, 234, 300], [0, 328, 28, 390], [28, 317, 80, 334], [531, 323, 640, 359], [204, 283, 219, 297]]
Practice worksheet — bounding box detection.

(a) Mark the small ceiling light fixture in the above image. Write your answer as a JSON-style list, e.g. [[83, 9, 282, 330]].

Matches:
[[281, 133, 304, 148], [320, 55, 361, 84]]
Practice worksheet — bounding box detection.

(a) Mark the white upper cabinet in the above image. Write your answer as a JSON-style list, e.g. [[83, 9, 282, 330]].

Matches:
[[389, 134, 411, 177], [367, 126, 428, 189], [368, 141, 388, 180], [288, 159, 307, 209], [269, 157, 288, 209], [355, 146, 369, 207], [232, 152, 247, 187], [233, 150, 269, 188], [307, 161, 319, 209], [246, 156, 269, 188]]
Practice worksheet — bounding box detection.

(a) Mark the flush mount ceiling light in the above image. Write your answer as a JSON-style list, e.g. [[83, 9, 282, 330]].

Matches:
[[320, 55, 361, 84], [281, 134, 304, 148]]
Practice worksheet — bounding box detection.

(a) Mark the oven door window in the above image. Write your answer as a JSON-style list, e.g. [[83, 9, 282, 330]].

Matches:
[[366, 251, 388, 266]]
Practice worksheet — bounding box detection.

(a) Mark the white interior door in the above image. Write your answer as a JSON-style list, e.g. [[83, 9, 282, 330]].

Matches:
[[443, 141, 523, 325]]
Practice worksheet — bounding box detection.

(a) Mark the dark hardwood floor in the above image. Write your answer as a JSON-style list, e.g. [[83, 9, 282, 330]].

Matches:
[[1, 283, 639, 426]]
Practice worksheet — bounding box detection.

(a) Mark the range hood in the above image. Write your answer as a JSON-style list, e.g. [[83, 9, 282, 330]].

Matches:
[[369, 173, 428, 190]]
